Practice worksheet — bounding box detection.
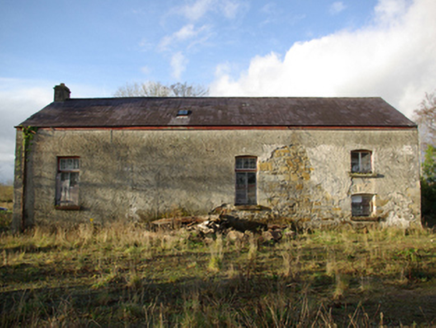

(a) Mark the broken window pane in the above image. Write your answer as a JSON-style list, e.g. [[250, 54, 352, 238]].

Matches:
[[236, 157, 257, 170], [351, 150, 372, 173], [60, 158, 79, 171], [351, 194, 373, 217], [360, 152, 371, 172], [351, 152, 360, 172], [56, 157, 80, 206], [235, 157, 257, 205]]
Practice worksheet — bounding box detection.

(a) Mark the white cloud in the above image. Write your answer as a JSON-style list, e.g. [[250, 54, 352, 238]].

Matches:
[[174, 24, 199, 40], [171, 52, 188, 79], [181, 0, 214, 21], [210, 0, 436, 118], [158, 24, 210, 51], [178, 0, 243, 21], [375, 0, 409, 23], [0, 79, 109, 183], [329, 2, 346, 15], [0, 79, 52, 183], [221, 0, 240, 19]]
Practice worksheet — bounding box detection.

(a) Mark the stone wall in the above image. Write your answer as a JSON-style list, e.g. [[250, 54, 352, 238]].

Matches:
[[13, 128, 421, 229]]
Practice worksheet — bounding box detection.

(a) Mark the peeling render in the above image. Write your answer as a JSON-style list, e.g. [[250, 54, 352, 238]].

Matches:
[[13, 128, 421, 230]]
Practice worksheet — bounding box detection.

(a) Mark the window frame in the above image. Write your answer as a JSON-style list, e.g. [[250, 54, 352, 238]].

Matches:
[[235, 156, 257, 206], [55, 156, 81, 210], [351, 194, 375, 217], [351, 150, 373, 174]]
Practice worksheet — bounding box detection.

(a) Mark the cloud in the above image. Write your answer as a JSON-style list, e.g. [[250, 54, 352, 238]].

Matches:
[[221, 0, 240, 19], [158, 24, 210, 51], [174, 24, 198, 40], [159, 0, 244, 81], [329, 2, 346, 15], [171, 52, 188, 79], [374, 0, 409, 23], [178, 0, 243, 21], [181, 0, 214, 21], [210, 0, 436, 118], [0, 79, 109, 183], [0, 79, 53, 183]]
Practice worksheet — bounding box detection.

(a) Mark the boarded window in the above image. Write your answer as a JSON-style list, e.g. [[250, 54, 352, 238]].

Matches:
[[351, 194, 374, 217], [351, 150, 372, 173], [56, 157, 80, 206], [235, 156, 257, 205]]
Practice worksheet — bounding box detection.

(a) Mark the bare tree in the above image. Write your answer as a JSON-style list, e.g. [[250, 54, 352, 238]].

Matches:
[[413, 91, 436, 151], [170, 82, 209, 97], [114, 81, 208, 97]]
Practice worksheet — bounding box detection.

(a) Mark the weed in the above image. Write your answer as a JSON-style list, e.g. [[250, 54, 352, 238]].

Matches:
[[208, 235, 223, 272], [247, 233, 258, 261], [332, 273, 350, 299]]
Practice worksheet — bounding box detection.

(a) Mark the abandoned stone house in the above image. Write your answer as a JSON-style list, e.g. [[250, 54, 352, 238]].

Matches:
[[13, 83, 421, 230]]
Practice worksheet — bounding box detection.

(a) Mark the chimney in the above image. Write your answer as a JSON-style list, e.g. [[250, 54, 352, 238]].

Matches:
[[54, 83, 71, 102]]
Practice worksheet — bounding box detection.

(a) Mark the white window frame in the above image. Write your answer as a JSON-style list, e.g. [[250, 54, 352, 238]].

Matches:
[[235, 156, 257, 205]]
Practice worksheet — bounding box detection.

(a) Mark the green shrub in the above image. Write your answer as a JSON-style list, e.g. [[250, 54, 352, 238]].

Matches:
[[421, 145, 436, 227]]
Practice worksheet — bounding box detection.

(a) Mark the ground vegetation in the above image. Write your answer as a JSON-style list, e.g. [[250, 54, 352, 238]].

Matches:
[[1, 218, 435, 327], [0, 182, 13, 212], [414, 90, 436, 227]]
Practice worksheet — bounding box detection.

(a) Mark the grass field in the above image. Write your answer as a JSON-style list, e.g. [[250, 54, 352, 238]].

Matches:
[[1, 216, 436, 327], [0, 183, 13, 215]]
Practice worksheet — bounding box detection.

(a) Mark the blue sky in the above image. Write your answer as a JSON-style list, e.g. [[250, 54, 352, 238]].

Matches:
[[0, 0, 435, 183], [0, 0, 377, 89]]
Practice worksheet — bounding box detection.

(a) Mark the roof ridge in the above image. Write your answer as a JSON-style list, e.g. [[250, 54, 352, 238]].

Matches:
[[66, 96, 384, 101]]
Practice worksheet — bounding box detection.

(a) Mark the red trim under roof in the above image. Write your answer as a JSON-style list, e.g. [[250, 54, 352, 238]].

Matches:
[[16, 125, 416, 131]]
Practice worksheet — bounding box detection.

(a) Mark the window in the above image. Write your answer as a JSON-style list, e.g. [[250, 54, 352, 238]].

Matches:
[[56, 157, 80, 207], [177, 109, 190, 116], [235, 156, 257, 205], [351, 150, 372, 173], [351, 194, 374, 217]]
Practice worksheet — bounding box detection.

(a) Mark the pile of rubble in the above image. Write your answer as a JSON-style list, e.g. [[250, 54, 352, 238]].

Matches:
[[151, 214, 295, 243]]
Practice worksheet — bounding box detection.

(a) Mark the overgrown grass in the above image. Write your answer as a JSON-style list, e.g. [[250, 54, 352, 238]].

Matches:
[[0, 212, 12, 234], [1, 220, 436, 326], [0, 182, 13, 204]]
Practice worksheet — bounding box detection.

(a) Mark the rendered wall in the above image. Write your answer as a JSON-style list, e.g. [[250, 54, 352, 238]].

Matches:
[[13, 128, 421, 229]]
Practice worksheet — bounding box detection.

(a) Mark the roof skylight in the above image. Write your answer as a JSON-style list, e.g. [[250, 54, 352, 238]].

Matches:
[[177, 109, 190, 116]]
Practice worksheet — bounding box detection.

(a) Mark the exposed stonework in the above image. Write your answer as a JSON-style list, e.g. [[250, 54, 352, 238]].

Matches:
[[260, 144, 341, 223]]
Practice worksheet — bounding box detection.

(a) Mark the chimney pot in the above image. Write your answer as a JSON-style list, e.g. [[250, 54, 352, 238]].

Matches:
[[54, 83, 71, 102]]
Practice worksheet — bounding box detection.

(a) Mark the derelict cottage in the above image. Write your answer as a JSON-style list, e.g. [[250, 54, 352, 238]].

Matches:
[[13, 84, 421, 230]]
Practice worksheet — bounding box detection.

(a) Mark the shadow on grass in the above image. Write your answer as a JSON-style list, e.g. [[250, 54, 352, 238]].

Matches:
[[1, 271, 436, 327]]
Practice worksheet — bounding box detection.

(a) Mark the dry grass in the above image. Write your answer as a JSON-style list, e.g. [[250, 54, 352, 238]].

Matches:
[[0, 182, 13, 205], [1, 219, 436, 326], [0, 212, 12, 233]]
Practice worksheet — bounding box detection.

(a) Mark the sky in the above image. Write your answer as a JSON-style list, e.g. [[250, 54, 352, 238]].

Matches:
[[0, 0, 435, 183]]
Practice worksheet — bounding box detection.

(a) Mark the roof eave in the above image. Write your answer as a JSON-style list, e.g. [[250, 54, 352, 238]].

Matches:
[[17, 124, 417, 130]]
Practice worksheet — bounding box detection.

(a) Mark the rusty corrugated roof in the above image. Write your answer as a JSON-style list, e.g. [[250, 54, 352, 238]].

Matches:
[[18, 97, 416, 128]]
